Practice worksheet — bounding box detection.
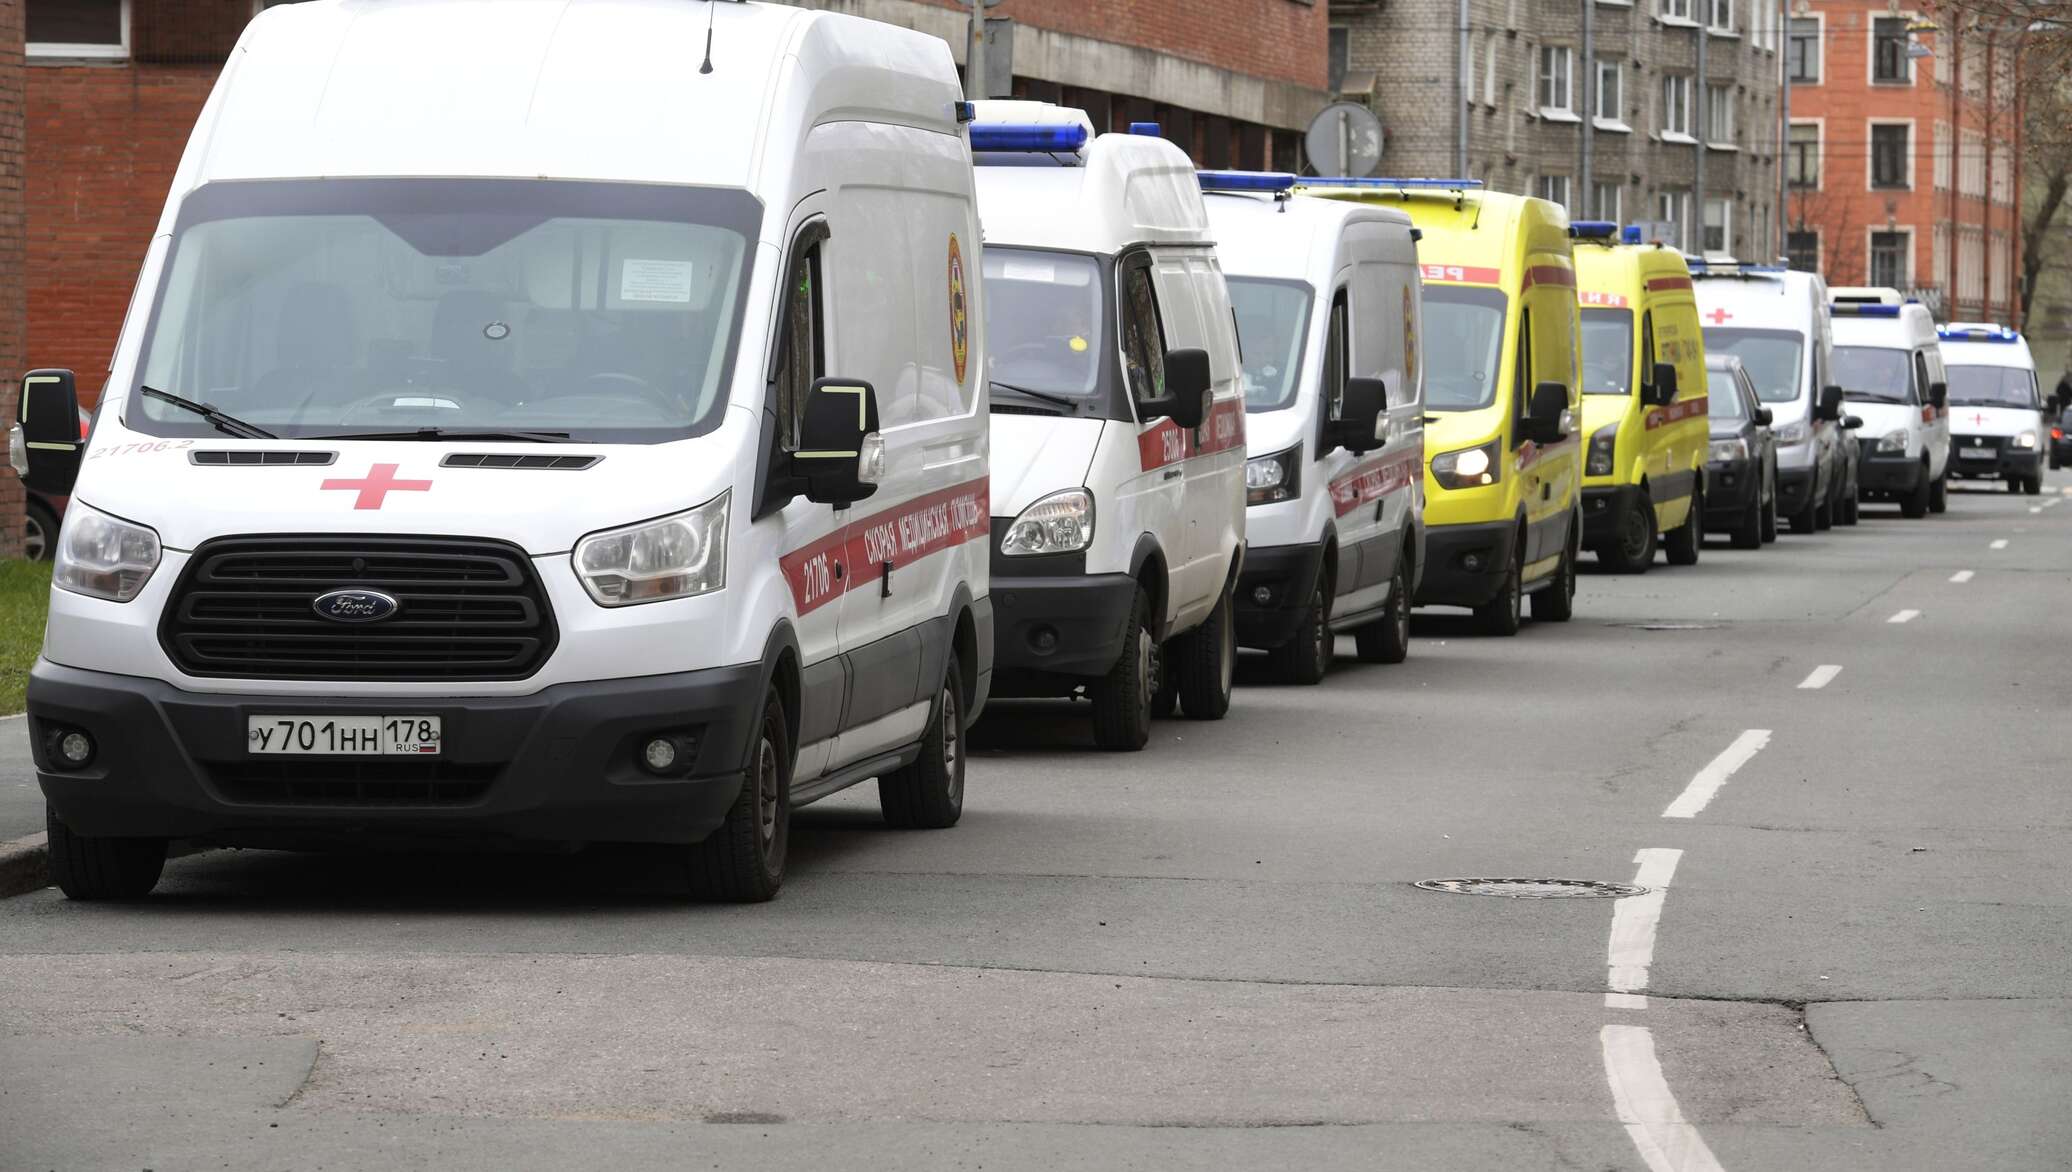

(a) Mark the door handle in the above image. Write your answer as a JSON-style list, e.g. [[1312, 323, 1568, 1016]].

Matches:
[[1162, 467, 1183, 481]]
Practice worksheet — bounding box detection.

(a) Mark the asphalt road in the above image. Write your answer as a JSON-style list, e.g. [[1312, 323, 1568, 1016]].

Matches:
[[2, 474, 2069, 1170]]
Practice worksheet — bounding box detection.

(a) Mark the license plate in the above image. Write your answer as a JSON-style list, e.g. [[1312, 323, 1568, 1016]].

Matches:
[[1961, 447, 1996, 459], [247, 715, 442, 756]]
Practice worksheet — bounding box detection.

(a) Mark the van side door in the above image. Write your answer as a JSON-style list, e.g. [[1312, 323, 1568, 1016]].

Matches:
[[1118, 250, 1195, 632], [1179, 252, 1246, 607]]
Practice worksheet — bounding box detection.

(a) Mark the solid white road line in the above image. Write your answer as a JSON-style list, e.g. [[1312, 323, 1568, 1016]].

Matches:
[[1950, 570, 1975, 583], [1663, 730, 1771, 819], [1603, 1024, 1728, 1172], [1606, 848, 1683, 1005], [1888, 609, 1921, 624], [1991, 539, 2009, 549], [1797, 665, 1842, 690]]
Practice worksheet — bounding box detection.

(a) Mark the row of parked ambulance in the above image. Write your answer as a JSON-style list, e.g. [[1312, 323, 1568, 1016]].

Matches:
[[11, 2, 2052, 903]]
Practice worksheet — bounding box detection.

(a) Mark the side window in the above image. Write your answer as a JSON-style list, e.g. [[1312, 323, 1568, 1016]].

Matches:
[[1639, 311, 1657, 399], [773, 232, 825, 448], [1912, 351, 1930, 405], [1513, 308, 1535, 437], [1120, 260, 1168, 408], [1324, 289, 1350, 419]]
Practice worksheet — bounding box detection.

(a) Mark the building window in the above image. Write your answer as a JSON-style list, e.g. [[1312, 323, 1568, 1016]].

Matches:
[[1787, 18, 1821, 83], [1788, 123, 1820, 188], [1932, 121, 1951, 191], [1595, 59, 1624, 125], [1661, 75, 1692, 138], [1870, 123, 1911, 190], [1658, 190, 1691, 250], [1661, 0, 1693, 22], [25, 0, 130, 58], [1705, 84, 1735, 144], [1787, 230, 1820, 273], [1870, 230, 1910, 289], [1872, 17, 1911, 85], [1538, 174, 1572, 212], [1483, 34, 1499, 106], [1703, 199, 1732, 254], [1707, 0, 1734, 33], [1539, 46, 1575, 115], [1328, 27, 1350, 93], [1593, 182, 1623, 223]]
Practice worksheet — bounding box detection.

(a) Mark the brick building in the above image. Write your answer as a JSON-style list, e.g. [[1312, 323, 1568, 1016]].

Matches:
[[0, 0, 24, 555], [1331, 0, 1785, 260], [1782, 2, 2022, 324]]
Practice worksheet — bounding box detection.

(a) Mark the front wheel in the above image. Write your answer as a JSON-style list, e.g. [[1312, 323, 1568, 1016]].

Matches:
[[1838, 478, 1860, 526], [2025, 474, 2044, 496], [1596, 491, 1655, 573], [1901, 468, 1931, 518], [1929, 472, 1949, 514], [1173, 584, 1235, 720], [686, 689, 791, 902], [1664, 491, 1702, 566], [1732, 492, 1762, 550], [47, 807, 166, 901], [1472, 533, 1523, 636], [1760, 486, 1780, 542], [1267, 581, 1331, 685], [1356, 550, 1412, 662], [1091, 589, 1154, 751], [1530, 523, 1577, 622], [879, 652, 966, 829]]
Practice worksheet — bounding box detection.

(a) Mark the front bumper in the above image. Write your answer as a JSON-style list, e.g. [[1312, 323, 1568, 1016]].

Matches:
[[1948, 437, 2043, 479], [1775, 465, 1817, 518], [989, 572, 1138, 684], [1581, 484, 1641, 548], [1704, 459, 1759, 519], [1234, 541, 1326, 649], [1858, 451, 1924, 495], [29, 659, 762, 847], [1415, 520, 1516, 609]]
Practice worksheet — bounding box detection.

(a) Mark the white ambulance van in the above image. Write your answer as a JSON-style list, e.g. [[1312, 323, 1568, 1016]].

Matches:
[[1937, 323, 2047, 495], [971, 103, 1246, 751], [1829, 289, 1951, 518], [1202, 176, 1424, 683], [12, 0, 991, 903]]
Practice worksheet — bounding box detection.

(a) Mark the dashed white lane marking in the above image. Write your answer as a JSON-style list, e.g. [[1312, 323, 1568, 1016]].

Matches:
[[1888, 609, 1921, 624], [2029, 506, 2042, 514], [1991, 539, 2009, 549], [1603, 1024, 1728, 1172], [2045, 498, 2063, 509], [1606, 848, 1683, 1007], [1663, 730, 1771, 819], [1950, 570, 1975, 583], [1797, 665, 1843, 690]]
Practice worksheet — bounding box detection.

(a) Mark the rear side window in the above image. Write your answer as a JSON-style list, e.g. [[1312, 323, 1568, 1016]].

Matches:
[[1512, 308, 1535, 437], [1324, 289, 1350, 420], [1913, 352, 1932, 405], [1120, 260, 1168, 407]]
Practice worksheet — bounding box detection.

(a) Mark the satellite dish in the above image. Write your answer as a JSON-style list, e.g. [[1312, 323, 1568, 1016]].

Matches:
[[1305, 102, 1384, 177]]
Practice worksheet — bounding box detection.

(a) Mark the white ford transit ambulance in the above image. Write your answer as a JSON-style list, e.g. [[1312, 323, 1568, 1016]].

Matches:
[[14, 0, 991, 903], [1830, 289, 1951, 518], [971, 104, 1246, 751], [1937, 323, 2047, 495], [1202, 176, 1424, 682]]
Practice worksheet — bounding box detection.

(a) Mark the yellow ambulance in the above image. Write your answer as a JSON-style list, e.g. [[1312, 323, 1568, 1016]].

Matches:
[[1302, 180, 1582, 635], [1572, 227, 1711, 572]]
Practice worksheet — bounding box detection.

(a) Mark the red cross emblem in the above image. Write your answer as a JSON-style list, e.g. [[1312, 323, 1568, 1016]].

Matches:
[[321, 463, 433, 510], [1705, 307, 1733, 325], [1969, 412, 1989, 427]]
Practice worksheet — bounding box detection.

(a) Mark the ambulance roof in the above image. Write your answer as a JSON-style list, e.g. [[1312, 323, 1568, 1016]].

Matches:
[[1203, 192, 1414, 286], [187, 0, 959, 193], [1301, 185, 1571, 286], [1938, 323, 2036, 370], [972, 103, 1209, 255], [1573, 241, 1694, 306], [1830, 299, 1939, 349], [1692, 266, 1828, 333]]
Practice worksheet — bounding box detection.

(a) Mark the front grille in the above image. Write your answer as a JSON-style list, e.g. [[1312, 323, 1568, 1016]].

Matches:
[[441, 453, 602, 470], [161, 536, 556, 681], [190, 450, 337, 466], [210, 759, 499, 806]]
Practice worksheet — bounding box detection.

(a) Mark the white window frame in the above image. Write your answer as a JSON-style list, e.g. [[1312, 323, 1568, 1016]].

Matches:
[[26, 0, 132, 60], [1659, 0, 1695, 26], [1704, 83, 1736, 148], [1594, 58, 1629, 131], [1592, 181, 1623, 224], [1661, 74, 1693, 142], [1707, 0, 1735, 35], [1539, 173, 1573, 213], [1703, 197, 1733, 255], [1786, 227, 1822, 274], [1786, 119, 1823, 191], [1866, 227, 1914, 291], [1539, 45, 1577, 119], [1869, 16, 1913, 86], [1483, 34, 1499, 106], [1866, 118, 1914, 192], [1932, 120, 1951, 191], [1657, 190, 1692, 250], [1787, 15, 1823, 84]]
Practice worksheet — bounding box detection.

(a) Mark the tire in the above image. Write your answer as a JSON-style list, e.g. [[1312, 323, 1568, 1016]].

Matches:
[[1267, 580, 1331, 685], [2025, 474, 2043, 496], [1900, 468, 1930, 518], [1530, 521, 1577, 622], [1732, 492, 1762, 549], [2007, 478, 2023, 494], [879, 652, 966, 830], [1173, 583, 1235, 721], [1091, 588, 1154, 751], [46, 806, 166, 901], [1149, 642, 1178, 720], [23, 499, 58, 563], [1473, 530, 1523, 636], [1839, 481, 1860, 526], [1813, 489, 1833, 530], [1929, 472, 1949, 514], [1760, 486, 1780, 542], [1664, 490, 1702, 566], [1596, 490, 1655, 573], [687, 690, 791, 902], [2053, 455, 2063, 470], [1355, 551, 1412, 663]]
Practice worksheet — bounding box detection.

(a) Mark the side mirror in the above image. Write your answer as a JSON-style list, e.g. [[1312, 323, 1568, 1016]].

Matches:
[[1842, 415, 1864, 430], [1139, 347, 1210, 430], [1330, 377, 1389, 454], [1524, 381, 1567, 445], [1648, 363, 1679, 407], [1817, 384, 1845, 422], [1754, 407, 1773, 427], [794, 377, 882, 507], [13, 369, 84, 496], [1929, 381, 1948, 410]]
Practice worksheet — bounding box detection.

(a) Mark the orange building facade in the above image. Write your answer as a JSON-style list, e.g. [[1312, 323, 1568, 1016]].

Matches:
[[1784, 2, 2022, 324]]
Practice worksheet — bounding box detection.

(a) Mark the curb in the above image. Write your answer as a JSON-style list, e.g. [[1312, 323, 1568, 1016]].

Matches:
[[0, 831, 48, 899]]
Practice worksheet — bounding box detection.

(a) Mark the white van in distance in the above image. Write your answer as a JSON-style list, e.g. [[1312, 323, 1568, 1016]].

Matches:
[[971, 103, 1246, 751], [14, 0, 991, 903], [1937, 323, 2047, 495], [1829, 289, 1951, 518], [1202, 176, 1425, 682]]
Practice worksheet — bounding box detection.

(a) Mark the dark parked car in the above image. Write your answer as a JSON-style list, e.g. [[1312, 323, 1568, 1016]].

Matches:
[[1704, 356, 1779, 549], [16, 404, 90, 561], [2052, 406, 2072, 471]]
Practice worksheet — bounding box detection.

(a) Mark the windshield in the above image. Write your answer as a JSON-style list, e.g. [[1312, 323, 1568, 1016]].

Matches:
[[1226, 278, 1312, 412], [1702, 328, 1804, 403], [983, 247, 1105, 405], [1833, 346, 1915, 404], [1580, 309, 1635, 395], [1422, 286, 1508, 410], [132, 179, 759, 443], [1705, 370, 1746, 419], [1945, 364, 2038, 408]]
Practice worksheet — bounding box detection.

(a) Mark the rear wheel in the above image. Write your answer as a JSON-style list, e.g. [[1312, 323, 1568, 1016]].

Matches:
[[46, 806, 166, 901], [1838, 477, 1860, 526], [1596, 491, 1655, 573], [2025, 474, 2044, 496], [1530, 521, 1577, 622], [1664, 490, 1702, 566], [1929, 472, 1949, 514], [1473, 531, 1523, 636], [1267, 580, 1331, 685], [23, 499, 58, 563], [2007, 477, 2023, 494], [1760, 481, 1780, 542], [687, 690, 790, 902], [879, 652, 965, 830], [1091, 589, 1154, 751], [1355, 552, 1412, 663], [1174, 584, 1236, 720], [1900, 467, 1931, 518]]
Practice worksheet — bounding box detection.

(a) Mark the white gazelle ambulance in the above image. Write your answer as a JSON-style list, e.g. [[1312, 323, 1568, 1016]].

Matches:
[[1829, 289, 1951, 518], [1937, 323, 2047, 495], [971, 103, 1247, 751], [14, 0, 992, 903], [1202, 177, 1425, 682]]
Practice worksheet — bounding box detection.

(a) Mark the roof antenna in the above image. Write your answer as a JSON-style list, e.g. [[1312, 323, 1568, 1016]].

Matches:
[[698, 0, 719, 75]]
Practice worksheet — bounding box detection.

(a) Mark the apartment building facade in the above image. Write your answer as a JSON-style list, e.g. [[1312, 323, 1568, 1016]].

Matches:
[[1333, 0, 1785, 259], [1782, 1, 2022, 323]]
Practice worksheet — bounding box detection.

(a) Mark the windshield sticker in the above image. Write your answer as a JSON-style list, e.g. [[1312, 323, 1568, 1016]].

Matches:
[[619, 259, 696, 303], [949, 235, 970, 386]]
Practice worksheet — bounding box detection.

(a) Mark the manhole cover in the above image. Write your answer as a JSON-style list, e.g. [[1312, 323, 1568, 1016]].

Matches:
[[1414, 878, 1647, 899], [1624, 623, 1723, 631]]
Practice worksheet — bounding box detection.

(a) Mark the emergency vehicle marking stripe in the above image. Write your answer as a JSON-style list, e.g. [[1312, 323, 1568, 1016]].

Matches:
[[1513, 432, 1580, 472], [1419, 263, 1503, 286], [1579, 291, 1630, 309], [1521, 265, 1577, 291], [1137, 397, 1247, 472], [1645, 276, 1694, 292], [1328, 447, 1424, 517], [778, 477, 991, 616], [1644, 395, 1709, 430]]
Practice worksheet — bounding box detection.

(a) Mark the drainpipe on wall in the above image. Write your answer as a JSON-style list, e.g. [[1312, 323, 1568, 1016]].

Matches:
[[1581, 0, 1595, 213], [1694, 17, 1708, 253], [1457, 0, 1471, 178], [1777, 0, 1790, 262]]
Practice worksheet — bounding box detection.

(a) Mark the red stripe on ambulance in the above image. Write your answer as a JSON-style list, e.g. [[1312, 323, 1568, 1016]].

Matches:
[[779, 478, 990, 616], [1329, 448, 1422, 517], [1644, 395, 1710, 429], [1137, 397, 1247, 472]]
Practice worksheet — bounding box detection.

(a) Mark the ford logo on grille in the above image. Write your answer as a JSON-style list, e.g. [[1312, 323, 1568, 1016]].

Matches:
[[312, 589, 400, 624]]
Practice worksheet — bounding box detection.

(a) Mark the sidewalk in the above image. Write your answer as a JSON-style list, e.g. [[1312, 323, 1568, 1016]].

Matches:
[[0, 717, 41, 844]]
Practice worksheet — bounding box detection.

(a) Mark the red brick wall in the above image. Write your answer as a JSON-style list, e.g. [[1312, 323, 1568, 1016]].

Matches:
[[0, 0, 25, 555], [918, 0, 1328, 91]]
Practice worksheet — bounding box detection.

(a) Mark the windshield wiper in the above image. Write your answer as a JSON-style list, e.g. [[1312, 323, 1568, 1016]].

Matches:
[[139, 386, 276, 440], [990, 380, 1079, 414], [1846, 393, 1908, 404], [303, 428, 572, 443]]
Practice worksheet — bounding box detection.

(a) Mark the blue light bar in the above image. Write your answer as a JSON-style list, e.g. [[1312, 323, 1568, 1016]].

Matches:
[[1198, 170, 1299, 194], [1303, 177, 1485, 190], [1130, 122, 1161, 136], [1830, 303, 1902, 317], [1622, 225, 1643, 244], [1938, 326, 2020, 343], [969, 123, 1089, 153], [1569, 220, 1618, 240]]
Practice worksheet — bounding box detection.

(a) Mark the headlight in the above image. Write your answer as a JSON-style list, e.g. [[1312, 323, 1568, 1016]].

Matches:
[[1431, 440, 1500, 489], [53, 504, 161, 603], [1586, 423, 1619, 477], [1001, 488, 1093, 556], [1709, 437, 1749, 464], [2014, 430, 2038, 449], [574, 492, 729, 606], [1773, 420, 1810, 446], [1245, 444, 1301, 506], [7, 423, 24, 478], [1875, 428, 1908, 454]]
